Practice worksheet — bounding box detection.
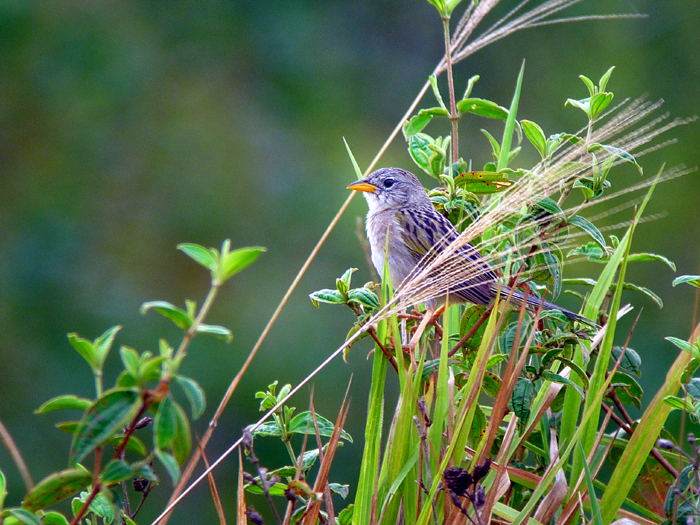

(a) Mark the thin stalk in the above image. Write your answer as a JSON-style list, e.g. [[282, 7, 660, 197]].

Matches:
[[442, 15, 460, 163]]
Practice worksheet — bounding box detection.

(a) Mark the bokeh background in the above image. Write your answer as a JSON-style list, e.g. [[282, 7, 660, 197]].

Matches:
[[1, 0, 699, 522]]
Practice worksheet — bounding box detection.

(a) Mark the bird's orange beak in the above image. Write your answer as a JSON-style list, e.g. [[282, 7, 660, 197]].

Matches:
[[347, 180, 376, 193]]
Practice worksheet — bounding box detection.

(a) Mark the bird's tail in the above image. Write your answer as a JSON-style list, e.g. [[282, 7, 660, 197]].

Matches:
[[498, 285, 597, 328]]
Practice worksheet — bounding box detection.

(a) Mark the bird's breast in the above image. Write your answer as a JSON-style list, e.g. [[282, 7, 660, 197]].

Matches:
[[366, 209, 417, 288]]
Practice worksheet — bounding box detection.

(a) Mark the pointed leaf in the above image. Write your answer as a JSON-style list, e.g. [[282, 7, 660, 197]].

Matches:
[[154, 396, 177, 450], [40, 512, 70, 525], [99, 460, 133, 485], [627, 253, 676, 271], [347, 288, 380, 309], [175, 376, 206, 419], [140, 301, 193, 330], [67, 334, 97, 370], [171, 400, 192, 465], [4, 509, 42, 524], [309, 289, 345, 307], [71, 389, 141, 465], [22, 469, 93, 512], [611, 347, 642, 377], [521, 119, 547, 158], [454, 171, 513, 194], [666, 337, 700, 360], [569, 215, 606, 250], [155, 449, 180, 484], [457, 98, 509, 120], [288, 412, 353, 442], [195, 323, 233, 341], [119, 346, 140, 378], [177, 243, 217, 271], [219, 246, 266, 283], [673, 275, 700, 288], [35, 395, 92, 415]]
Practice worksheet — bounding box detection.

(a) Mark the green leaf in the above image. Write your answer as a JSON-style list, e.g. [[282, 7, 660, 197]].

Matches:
[[171, 400, 192, 465], [177, 243, 217, 271], [0, 469, 5, 510], [402, 107, 449, 138], [673, 275, 700, 288], [598, 67, 615, 92], [569, 215, 606, 250], [589, 92, 613, 119], [453, 171, 513, 194], [611, 347, 642, 377], [663, 396, 694, 412], [155, 449, 180, 484], [429, 75, 447, 109], [175, 376, 206, 419], [459, 305, 488, 352], [309, 289, 345, 307], [685, 378, 700, 400], [625, 253, 676, 271], [35, 395, 92, 415], [99, 460, 133, 485], [343, 138, 364, 180], [138, 355, 166, 383], [610, 371, 643, 409], [67, 333, 97, 370], [509, 379, 536, 424], [245, 482, 289, 497], [589, 143, 641, 174], [498, 61, 525, 172], [562, 277, 598, 287], [480, 129, 500, 161], [40, 512, 70, 525], [579, 75, 596, 97], [618, 282, 663, 308], [567, 242, 607, 262], [196, 323, 233, 341], [666, 337, 700, 360], [288, 412, 353, 443], [21, 469, 93, 512], [579, 443, 603, 525], [71, 389, 142, 465], [140, 301, 193, 330], [219, 246, 266, 284], [3, 509, 42, 525], [337, 268, 357, 295], [119, 346, 140, 378], [540, 371, 583, 397], [154, 396, 177, 451], [93, 325, 121, 370], [347, 288, 380, 309], [457, 98, 509, 120], [329, 483, 350, 499], [521, 120, 547, 159]]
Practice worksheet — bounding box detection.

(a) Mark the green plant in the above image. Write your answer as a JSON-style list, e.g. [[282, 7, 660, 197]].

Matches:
[[0, 241, 264, 525]]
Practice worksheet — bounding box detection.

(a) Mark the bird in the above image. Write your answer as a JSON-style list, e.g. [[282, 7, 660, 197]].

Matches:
[[347, 167, 594, 326]]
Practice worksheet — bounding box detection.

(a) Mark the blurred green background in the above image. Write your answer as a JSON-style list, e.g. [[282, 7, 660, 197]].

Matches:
[[1, 0, 698, 522]]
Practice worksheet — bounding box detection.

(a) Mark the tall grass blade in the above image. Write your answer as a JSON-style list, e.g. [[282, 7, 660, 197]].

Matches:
[[598, 322, 700, 524], [497, 60, 525, 171]]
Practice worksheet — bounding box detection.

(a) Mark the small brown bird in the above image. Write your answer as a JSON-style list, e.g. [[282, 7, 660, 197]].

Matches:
[[348, 167, 593, 325]]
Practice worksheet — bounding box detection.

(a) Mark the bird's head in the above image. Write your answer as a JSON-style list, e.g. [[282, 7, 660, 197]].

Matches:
[[347, 167, 429, 212]]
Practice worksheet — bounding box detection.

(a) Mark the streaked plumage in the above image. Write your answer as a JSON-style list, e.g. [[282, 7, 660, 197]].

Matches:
[[348, 167, 593, 325]]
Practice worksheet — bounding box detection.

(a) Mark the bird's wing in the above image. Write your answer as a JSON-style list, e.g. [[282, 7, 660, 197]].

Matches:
[[394, 207, 458, 263]]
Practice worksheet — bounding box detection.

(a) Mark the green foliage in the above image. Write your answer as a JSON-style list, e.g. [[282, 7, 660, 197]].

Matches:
[[1, 241, 264, 524]]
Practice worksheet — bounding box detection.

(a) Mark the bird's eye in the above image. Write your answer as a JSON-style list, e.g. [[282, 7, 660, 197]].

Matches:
[[383, 178, 395, 188]]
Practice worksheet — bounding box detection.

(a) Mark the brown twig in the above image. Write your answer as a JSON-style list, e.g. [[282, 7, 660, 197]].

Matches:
[[197, 434, 228, 525], [0, 419, 33, 490], [368, 327, 398, 373], [448, 305, 492, 357]]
